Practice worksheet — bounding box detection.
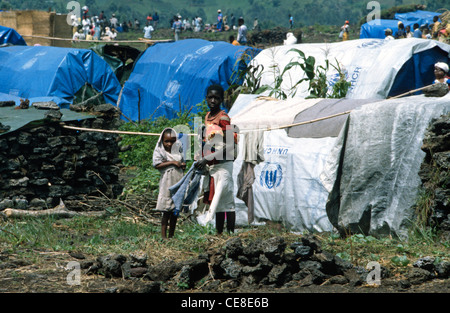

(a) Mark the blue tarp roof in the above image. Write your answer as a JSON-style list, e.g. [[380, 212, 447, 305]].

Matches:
[[360, 10, 441, 39], [360, 19, 403, 39], [119, 39, 261, 121], [0, 25, 26, 46], [0, 45, 122, 107], [395, 10, 441, 26]]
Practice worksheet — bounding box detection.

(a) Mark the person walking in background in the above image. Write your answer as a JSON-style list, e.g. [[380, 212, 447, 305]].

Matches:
[[217, 9, 223, 31], [110, 14, 118, 29], [237, 17, 247, 45], [153, 128, 186, 239], [172, 16, 182, 41], [253, 18, 260, 31], [289, 14, 293, 29], [340, 20, 349, 41], [134, 18, 140, 30], [153, 12, 159, 29], [143, 22, 154, 39], [405, 25, 413, 38], [384, 28, 394, 40], [431, 15, 441, 39], [230, 14, 236, 30], [146, 13, 153, 26], [413, 23, 422, 38], [395, 22, 406, 39]]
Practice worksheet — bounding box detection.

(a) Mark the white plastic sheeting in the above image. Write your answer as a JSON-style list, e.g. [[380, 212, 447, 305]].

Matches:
[[251, 38, 450, 100], [229, 96, 338, 232], [321, 94, 450, 238], [232, 131, 336, 232]]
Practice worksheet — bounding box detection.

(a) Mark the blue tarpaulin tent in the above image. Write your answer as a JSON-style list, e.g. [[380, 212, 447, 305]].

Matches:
[[0, 25, 26, 46], [360, 10, 441, 39], [360, 19, 404, 39], [0, 45, 122, 107], [395, 10, 441, 26], [119, 39, 261, 121]]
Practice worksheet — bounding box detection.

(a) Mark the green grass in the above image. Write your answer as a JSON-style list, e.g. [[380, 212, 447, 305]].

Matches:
[[1, 210, 449, 274]]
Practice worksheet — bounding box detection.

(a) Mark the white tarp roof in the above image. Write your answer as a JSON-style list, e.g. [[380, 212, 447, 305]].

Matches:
[[251, 38, 450, 100]]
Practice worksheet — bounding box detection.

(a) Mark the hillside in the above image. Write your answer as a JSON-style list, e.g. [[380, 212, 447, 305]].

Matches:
[[0, 0, 442, 29]]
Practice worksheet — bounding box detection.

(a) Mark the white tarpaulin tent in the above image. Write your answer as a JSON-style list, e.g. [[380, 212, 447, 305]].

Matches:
[[251, 38, 450, 100], [230, 96, 336, 233], [204, 93, 450, 237]]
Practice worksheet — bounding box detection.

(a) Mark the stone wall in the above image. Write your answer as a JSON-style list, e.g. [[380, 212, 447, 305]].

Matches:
[[420, 112, 450, 237], [0, 105, 124, 211]]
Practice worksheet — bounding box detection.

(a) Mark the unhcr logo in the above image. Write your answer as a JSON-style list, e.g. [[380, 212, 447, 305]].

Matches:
[[196, 45, 214, 55], [260, 162, 283, 190], [164, 80, 181, 99], [357, 40, 386, 49]]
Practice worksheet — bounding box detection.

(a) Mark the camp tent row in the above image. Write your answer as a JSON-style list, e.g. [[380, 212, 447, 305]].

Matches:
[[1, 23, 450, 238], [221, 94, 450, 239], [194, 37, 450, 238], [0, 25, 26, 46], [360, 10, 441, 39], [0, 34, 260, 119]]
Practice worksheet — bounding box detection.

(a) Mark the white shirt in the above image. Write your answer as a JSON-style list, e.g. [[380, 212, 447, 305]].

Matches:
[[237, 24, 248, 44], [143, 25, 154, 39], [72, 32, 85, 40], [105, 29, 116, 39]]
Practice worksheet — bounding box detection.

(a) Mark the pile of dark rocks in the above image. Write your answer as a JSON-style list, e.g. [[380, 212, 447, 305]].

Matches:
[[81, 235, 450, 293], [420, 113, 450, 238], [0, 104, 124, 210], [79, 235, 375, 292], [249, 27, 302, 46]]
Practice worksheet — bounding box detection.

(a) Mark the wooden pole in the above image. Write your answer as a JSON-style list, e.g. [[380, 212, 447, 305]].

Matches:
[[387, 84, 434, 99], [138, 88, 141, 124]]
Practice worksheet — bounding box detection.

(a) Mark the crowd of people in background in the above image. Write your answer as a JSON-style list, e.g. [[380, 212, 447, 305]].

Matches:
[[70, 6, 449, 46], [70, 5, 250, 43], [340, 15, 449, 43], [70, 6, 161, 42], [168, 10, 250, 43], [382, 16, 449, 43]]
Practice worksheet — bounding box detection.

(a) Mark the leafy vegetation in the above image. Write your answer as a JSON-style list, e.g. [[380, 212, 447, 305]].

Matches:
[[118, 110, 200, 195], [247, 48, 352, 100]]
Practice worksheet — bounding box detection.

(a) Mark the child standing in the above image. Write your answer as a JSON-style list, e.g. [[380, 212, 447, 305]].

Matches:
[[196, 84, 237, 235], [153, 128, 186, 239]]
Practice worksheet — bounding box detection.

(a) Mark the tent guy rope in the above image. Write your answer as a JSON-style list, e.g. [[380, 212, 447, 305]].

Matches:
[[20, 34, 172, 44], [60, 110, 352, 137], [61, 83, 440, 137]]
